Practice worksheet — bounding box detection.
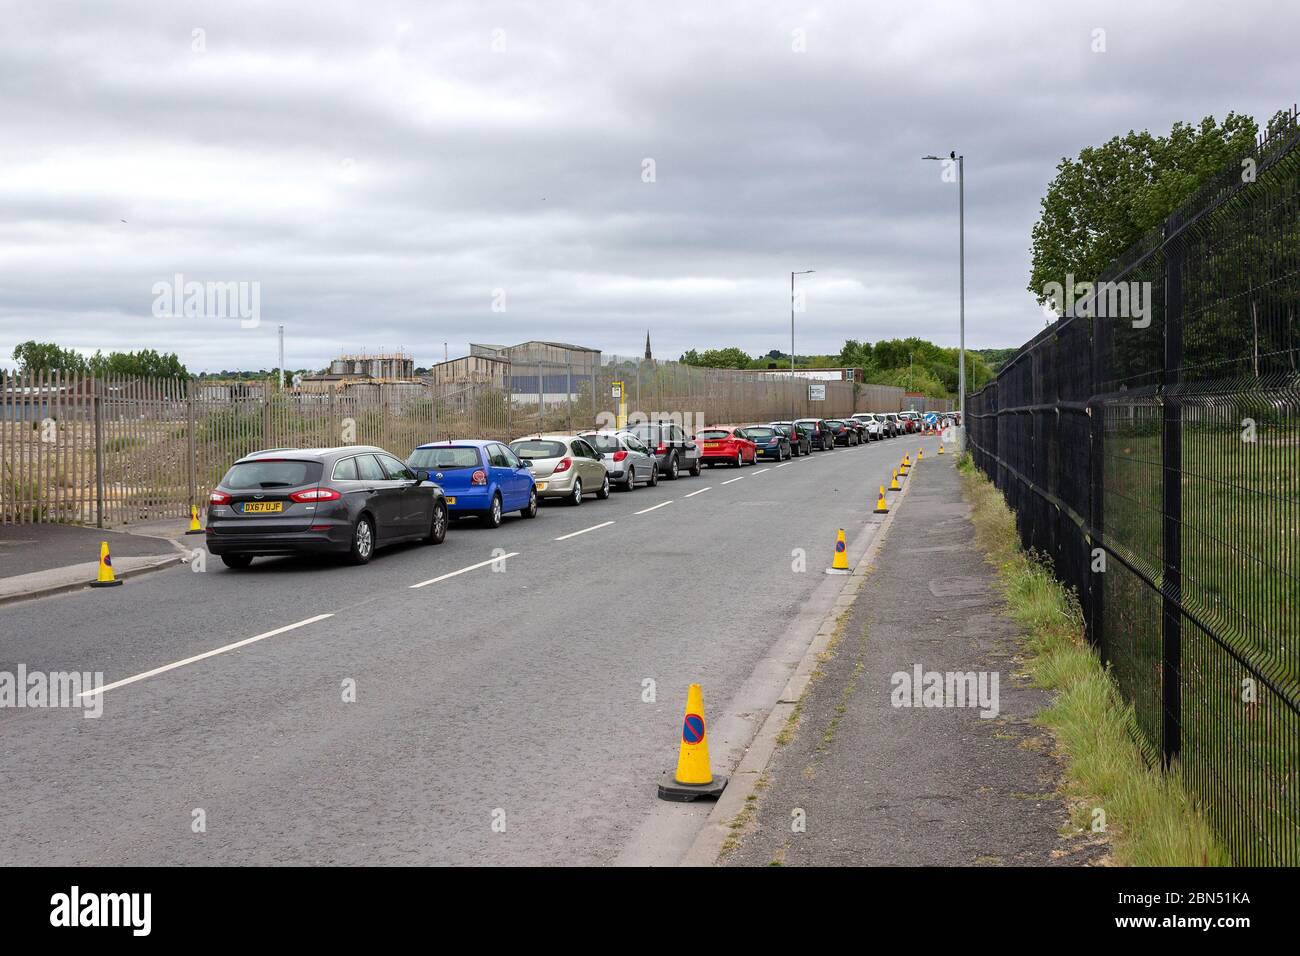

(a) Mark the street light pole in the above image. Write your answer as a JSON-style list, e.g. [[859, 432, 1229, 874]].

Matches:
[[923, 151, 966, 451], [791, 270, 814, 430]]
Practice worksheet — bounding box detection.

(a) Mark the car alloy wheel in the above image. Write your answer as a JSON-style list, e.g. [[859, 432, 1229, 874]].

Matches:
[[734, 453, 742, 468], [649, 465, 659, 486], [597, 474, 611, 499], [570, 479, 583, 505], [427, 501, 448, 544], [624, 466, 636, 491], [668, 455, 679, 480], [522, 488, 538, 518], [482, 493, 503, 528], [689, 457, 701, 476], [349, 516, 374, 565]]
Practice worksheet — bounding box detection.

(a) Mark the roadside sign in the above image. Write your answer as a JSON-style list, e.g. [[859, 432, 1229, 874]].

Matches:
[[611, 381, 623, 400], [808, 383, 826, 401]]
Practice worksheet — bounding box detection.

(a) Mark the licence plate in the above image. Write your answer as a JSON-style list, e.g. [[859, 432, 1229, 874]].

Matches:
[[241, 501, 282, 513], [704, 442, 719, 449], [445, 497, 456, 505], [536, 482, 548, 490]]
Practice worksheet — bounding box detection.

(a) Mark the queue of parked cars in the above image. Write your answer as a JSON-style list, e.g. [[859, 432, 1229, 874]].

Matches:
[[204, 409, 933, 568]]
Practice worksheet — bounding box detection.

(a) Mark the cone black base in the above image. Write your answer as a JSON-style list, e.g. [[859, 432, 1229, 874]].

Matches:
[[90, 580, 122, 588], [657, 772, 728, 802], [185, 529, 204, 535]]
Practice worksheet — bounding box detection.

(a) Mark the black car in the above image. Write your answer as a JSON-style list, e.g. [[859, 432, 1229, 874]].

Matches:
[[794, 418, 835, 451], [823, 419, 858, 446], [627, 421, 702, 479], [770, 421, 812, 456], [205, 446, 448, 569], [844, 417, 868, 443]]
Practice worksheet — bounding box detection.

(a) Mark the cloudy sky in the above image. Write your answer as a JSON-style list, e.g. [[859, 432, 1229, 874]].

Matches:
[[0, 0, 1292, 373]]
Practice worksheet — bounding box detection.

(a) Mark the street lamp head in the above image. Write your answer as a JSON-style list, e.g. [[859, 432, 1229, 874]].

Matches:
[[922, 154, 942, 161]]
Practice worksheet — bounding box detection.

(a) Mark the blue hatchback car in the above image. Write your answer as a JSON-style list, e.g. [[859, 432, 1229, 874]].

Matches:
[[408, 440, 538, 528]]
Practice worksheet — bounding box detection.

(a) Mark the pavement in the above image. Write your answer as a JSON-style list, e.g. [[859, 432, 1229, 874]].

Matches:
[[0, 435, 927, 866], [721, 451, 1109, 867], [0, 521, 185, 606]]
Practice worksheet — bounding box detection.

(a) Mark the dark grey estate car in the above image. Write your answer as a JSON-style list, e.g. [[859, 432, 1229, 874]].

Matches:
[[627, 421, 702, 479], [205, 446, 448, 568]]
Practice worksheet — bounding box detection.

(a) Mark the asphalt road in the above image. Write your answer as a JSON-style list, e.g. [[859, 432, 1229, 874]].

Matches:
[[0, 435, 933, 865]]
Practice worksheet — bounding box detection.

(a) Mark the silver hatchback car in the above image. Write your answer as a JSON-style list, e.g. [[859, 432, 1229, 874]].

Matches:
[[509, 433, 611, 505], [579, 430, 660, 491]]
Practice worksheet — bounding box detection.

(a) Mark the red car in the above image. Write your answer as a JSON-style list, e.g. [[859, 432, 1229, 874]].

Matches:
[[696, 426, 757, 467]]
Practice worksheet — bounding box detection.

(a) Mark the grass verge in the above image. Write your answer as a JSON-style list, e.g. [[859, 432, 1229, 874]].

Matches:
[[956, 453, 1231, 866]]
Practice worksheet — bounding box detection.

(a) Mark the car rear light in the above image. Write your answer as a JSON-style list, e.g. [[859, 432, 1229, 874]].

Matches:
[[309, 524, 331, 531], [613, 450, 628, 462], [553, 458, 572, 473], [656, 444, 666, 454], [289, 487, 341, 502], [209, 490, 230, 505], [471, 469, 488, 485]]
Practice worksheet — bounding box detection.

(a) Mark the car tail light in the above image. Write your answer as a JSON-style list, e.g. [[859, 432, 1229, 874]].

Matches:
[[471, 469, 488, 485], [613, 450, 628, 462], [290, 487, 341, 502], [209, 490, 230, 505], [553, 457, 572, 473], [656, 443, 666, 454]]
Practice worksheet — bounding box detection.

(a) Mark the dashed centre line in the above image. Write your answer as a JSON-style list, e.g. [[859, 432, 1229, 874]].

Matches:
[[752, 468, 770, 475], [411, 553, 518, 588], [78, 613, 336, 699], [554, 521, 615, 541], [721, 476, 744, 485], [634, 501, 673, 515], [684, 487, 712, 498]]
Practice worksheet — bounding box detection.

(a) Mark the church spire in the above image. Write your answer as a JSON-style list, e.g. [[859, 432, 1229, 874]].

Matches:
[[644, 330, 652, 362]]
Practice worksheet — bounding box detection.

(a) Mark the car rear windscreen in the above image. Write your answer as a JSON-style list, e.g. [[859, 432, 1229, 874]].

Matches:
[[582, 434, 622, 453], [745, 427, 775, 438], [697, 430, 730, 440], [511, 440, 567, 460], [222, 459, 322, 489], [408, 446, 482, 470]]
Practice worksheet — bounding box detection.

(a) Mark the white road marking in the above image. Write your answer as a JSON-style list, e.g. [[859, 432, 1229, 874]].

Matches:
[[684, 487, 711, 498], [554, 521, 614, 541], [721, 476, 744, 485], [776, 462, 793, 468], [752, 468, 770, 475], [410, 553, 518, 588], [634, 501, 673, 515], [77, 613, 335, 699]]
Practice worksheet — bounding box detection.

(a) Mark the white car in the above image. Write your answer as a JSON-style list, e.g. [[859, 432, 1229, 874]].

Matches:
[[851, 412, 884, 441]]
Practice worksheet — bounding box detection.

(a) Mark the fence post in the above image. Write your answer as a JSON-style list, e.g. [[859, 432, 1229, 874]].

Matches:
[[1089, 316, 1106, 664], [186, 379, 196, 511], [93, 377, 105, 529], [1161, 227, 1184, 767]]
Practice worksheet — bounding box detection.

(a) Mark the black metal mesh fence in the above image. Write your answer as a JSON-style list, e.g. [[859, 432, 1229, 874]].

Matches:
[[967, 114, 1300, 865]]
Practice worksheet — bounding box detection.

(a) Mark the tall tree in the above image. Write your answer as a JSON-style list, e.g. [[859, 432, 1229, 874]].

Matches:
[[11, 341, 88, 375], [1029, 113, 1261, 303]]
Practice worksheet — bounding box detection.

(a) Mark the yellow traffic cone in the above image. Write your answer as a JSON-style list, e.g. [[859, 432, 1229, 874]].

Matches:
[[938, 444, 945, 455], [185, 504, 203, 535], [890, 469, 902, 491], [917, 448, 923, 460], [902, 453, 911, 469], [874, 486, 889, 514], [658, 683, 727, 801], [90, 541, 122, 588], [826, 528, 850, 575]]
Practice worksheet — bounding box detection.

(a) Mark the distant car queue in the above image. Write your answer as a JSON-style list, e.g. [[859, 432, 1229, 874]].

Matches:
[[203, 410, 957, 568]]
